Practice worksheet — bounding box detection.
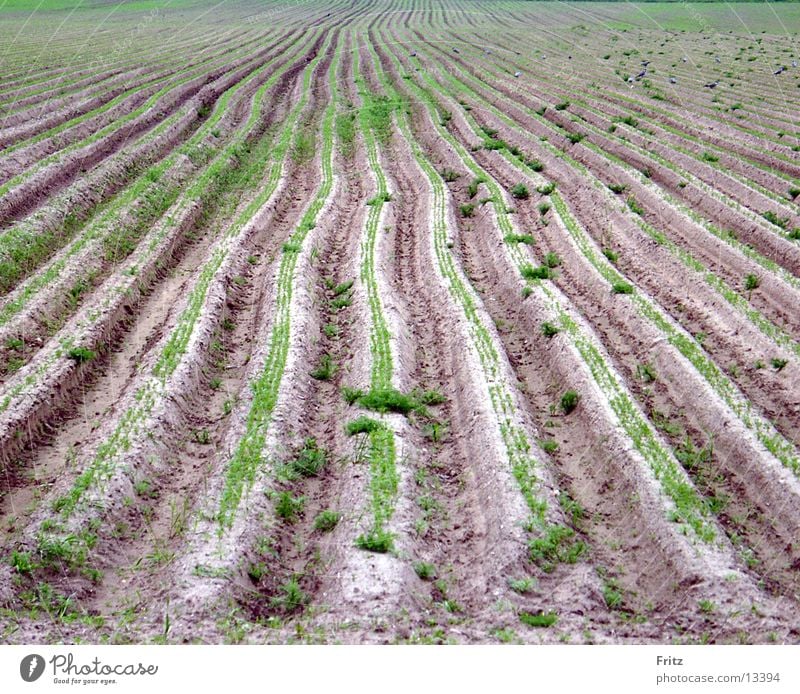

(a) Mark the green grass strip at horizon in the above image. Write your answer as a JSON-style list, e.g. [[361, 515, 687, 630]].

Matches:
[[387, 36, 715, 542], [352, 36, 398, 545], [0, 30, 318, 326], [0, 33, 276, 199], [370, 35, 551, 533], [48, 33, 335, 523], [217, 34, 339, 530], [418, 40, 800, 353]]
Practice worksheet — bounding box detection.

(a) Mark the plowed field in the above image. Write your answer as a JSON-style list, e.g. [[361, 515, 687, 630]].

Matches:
[[1, 0, 799, 645]]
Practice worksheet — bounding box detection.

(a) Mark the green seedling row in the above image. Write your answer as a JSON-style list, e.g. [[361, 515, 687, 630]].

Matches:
[[393, 38, 716, 542], [217, 32, 340, 529], [351, 36, 398, 548], [42, 32, 332, 525]]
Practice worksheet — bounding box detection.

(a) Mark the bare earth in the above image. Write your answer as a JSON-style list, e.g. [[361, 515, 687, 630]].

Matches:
[[0, 0, 799, 645]]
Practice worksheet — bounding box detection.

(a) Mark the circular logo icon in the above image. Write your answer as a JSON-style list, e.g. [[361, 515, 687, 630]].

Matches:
[[20, 654, 45, 683]]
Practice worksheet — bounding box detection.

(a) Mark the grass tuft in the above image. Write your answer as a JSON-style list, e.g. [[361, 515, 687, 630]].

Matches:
[[762, 210, 789, 229], [543, 252, 561, 268], [541, 322, 560, 337], [313, 510, 341, 532], [504, 233, 535, 245], [510, 183, 530, 199], [744, 273, 760, 292], [529, 524, 586, 571], [414, 561, 437, 580], [310, 354, 336, 381], [358, 387, 420, 414], [520, 611, 558, 627], [521, 264, 553, 280], [602, 248, 619, 263], [342, 386, 365, 405], [560, 390, 580, 414], [467, 176, 485, 198], [67, 346, 95, 363], [540, 439, 559, 454], [626, 196, 645, 216], [508, 577, 536, 594], [345, 416, 382, 436], [355, 528, 393, 553], [536, 182, 555, 196], [367, 192, 392, 206], [271, 577, 307, 613], [286, 438, 326, 478], [332, 279, 354, 296], [274, 491, 305, 522], [441, 168, 460, 182]]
